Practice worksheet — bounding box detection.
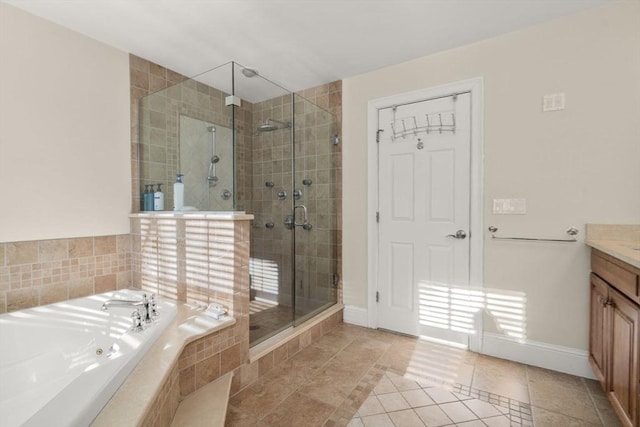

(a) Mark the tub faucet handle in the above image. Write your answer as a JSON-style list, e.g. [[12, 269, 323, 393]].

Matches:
[[140, 293, 153, 324], [131, 309, 143, 332], [149, 294, 158, 318]]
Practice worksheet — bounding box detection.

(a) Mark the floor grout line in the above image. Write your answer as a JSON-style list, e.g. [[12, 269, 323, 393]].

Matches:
[[228, 324, 616, 426]]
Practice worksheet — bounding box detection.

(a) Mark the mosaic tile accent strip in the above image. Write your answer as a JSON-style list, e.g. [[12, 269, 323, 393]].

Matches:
[[331, 363, 534, 427]]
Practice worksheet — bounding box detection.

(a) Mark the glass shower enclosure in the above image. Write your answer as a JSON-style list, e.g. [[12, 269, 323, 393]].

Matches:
[[137, 62, 339, 346]]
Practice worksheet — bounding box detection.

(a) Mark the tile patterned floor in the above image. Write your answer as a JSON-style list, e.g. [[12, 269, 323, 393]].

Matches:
[[226, 323, 622, 426]]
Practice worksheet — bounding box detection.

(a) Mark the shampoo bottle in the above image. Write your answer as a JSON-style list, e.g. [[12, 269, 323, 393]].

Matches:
[[173, 174, 184, 211], [154, 183, 164, 211], [145, 184, 155, 211]]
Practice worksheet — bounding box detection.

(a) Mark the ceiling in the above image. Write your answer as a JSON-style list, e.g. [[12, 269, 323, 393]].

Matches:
[[5, 0, 616, 101]]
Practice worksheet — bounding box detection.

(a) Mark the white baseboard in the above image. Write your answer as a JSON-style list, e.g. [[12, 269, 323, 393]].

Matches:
[[482, 332, 596, 379], [343, 305, 369, 327]]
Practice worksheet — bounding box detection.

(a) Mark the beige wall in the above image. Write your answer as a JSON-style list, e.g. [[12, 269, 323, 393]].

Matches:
[[0, 3, 131, 242], [342, 1, 640, 350]]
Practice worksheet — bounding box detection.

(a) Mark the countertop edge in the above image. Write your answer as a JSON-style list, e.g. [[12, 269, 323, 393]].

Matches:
[[586, 239, 640, 270], [129, 212, 254, 221]]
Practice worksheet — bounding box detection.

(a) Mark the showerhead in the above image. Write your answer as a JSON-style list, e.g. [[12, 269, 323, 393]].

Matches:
[[257, 118, 291, 132], [258, 121, 279, 132]]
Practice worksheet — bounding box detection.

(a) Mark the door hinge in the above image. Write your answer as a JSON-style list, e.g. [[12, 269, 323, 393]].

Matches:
[[332, 273, 340, 287], [376, 129, 383, 143], [376, 291, 379, 303], [376, 211, 379, 223]]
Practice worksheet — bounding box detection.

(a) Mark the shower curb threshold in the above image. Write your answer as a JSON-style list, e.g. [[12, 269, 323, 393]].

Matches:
[[249, 303, 344, 362]]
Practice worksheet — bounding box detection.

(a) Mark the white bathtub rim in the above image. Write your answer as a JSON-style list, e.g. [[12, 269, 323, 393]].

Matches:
[[0, 289, 177, 427]]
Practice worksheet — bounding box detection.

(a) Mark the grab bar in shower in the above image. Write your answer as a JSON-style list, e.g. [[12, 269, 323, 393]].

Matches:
[[488, 226, 579, 243]]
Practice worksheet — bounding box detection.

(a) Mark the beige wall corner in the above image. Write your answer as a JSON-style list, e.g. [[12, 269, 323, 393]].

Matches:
[[0, 3, 131, 242]]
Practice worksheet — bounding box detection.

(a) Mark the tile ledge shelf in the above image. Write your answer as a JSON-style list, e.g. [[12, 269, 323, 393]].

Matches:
[[91, 301, 236, 427], [130, 211, 253, 221]]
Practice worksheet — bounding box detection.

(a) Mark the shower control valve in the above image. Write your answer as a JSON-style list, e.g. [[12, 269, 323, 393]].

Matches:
[[293, 189, 303, 200], [284, 215, 294, 230], [277, 190, 287, 200]]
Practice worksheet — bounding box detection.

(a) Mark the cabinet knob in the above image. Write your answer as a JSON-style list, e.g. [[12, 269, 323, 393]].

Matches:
[[605, 298, 614, 307]]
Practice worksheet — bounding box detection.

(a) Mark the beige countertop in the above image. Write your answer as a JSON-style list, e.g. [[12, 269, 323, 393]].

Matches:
[[91, 302, 235, 427], [130, 211, 254, 221], [585, 224, 640, 270]]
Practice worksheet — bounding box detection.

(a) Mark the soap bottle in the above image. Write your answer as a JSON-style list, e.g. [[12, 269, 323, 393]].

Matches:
[[145, 184, 155, 211], [140, 186, 146, 211], [173, 174, 184, 211], [154, 183, 164, 211]]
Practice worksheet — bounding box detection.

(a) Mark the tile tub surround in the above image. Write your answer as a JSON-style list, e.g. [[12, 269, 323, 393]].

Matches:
[[91, 302, 236, 427], [585, 223, 640, 269], [0, 234, 132, 313], [130, 213, 252, 404], [130, 212, 252, 312]]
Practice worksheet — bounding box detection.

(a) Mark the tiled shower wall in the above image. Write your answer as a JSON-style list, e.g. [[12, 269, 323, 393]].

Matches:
[[0, 235, 131, 313], [249, 94, 295, 305]]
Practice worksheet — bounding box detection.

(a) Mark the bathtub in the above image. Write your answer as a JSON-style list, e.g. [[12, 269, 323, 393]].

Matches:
[[0, 289, 177, 427]]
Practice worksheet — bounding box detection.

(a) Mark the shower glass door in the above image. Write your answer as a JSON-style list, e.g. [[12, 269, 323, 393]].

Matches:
[[292, 94, 339, 325]]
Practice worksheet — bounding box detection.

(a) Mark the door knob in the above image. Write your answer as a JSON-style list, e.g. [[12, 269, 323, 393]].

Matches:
[[447, 230, 467, 239]]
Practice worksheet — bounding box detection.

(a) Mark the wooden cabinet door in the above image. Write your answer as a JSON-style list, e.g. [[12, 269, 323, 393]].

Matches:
[[608, 288, 640, 427], [590, 273, 609, 384]]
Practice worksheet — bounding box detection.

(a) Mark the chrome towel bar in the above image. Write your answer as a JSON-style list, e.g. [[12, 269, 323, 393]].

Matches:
[[488, 226, 579, 243]]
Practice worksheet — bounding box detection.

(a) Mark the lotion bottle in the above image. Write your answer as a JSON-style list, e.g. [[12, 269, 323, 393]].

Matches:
[[173, 174, 184, 211], [154, 183, 164, 211]]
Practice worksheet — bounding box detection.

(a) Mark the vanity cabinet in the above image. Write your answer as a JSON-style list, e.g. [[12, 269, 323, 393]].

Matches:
[[589, 250, 640, 427]]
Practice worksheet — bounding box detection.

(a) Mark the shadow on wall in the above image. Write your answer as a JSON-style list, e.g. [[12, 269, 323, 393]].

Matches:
[[419, 281, 527, 342], [138, 217, 240, 312]]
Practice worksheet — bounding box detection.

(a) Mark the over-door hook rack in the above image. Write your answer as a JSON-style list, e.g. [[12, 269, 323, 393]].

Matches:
[[488, 226, 579, 243]]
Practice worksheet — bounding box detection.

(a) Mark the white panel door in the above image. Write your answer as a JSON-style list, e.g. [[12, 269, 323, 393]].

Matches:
[[377, 93, 473, 346]]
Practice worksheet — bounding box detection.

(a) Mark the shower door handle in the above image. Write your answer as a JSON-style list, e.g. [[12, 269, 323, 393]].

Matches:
[[294, 205, 309, 227]]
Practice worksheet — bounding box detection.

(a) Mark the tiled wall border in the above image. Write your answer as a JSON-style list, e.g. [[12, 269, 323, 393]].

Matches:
[[0, 235, 132, 313]]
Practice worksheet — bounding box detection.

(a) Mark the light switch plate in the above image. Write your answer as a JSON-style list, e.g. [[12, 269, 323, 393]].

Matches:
[[493, 198, 527, 214]]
